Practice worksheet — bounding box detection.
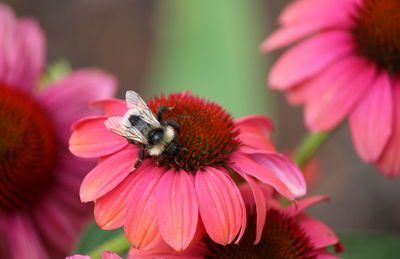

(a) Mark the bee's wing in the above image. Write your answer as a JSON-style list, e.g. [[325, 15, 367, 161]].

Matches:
[[105, 116, 149, 145], [126, 90, 160, 126]]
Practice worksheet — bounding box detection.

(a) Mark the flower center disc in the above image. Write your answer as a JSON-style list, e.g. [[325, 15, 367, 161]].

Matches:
[[205, 210, 315, 259], [0, 84, 58, 212], [352, 0, 400, 74], [147, 92, 240, 172]]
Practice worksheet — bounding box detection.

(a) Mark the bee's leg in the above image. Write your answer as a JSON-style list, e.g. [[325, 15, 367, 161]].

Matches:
[[134, 146, 145, 168], [157, 106, 173, 121], [164, 120, 180, 133]]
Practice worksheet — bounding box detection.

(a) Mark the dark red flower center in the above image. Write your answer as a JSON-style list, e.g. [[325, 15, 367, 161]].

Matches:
[[352, 0, 400, 74], [205, 209, 316, 259], [0, 84, 58, 212], [147, 92, 241, 172]]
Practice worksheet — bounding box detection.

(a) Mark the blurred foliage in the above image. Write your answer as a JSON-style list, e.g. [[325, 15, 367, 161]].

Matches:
[[38, 59, 71, 89], [145, 0, 272, 118], [339, 233, 400, 259]]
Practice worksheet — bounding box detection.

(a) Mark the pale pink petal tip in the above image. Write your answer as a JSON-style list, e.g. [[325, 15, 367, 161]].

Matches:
[[101, 251, 123, 259], [156, 170, 198, 251], [90, 99, 127, 116], [65, 255, 91, 259]]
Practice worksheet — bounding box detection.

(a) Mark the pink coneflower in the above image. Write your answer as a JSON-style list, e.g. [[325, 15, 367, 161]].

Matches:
[[0, 4, 116, 258], [128, 185, 343, 259], [262, 0, 400, 177], [69, 91, 306, 252]]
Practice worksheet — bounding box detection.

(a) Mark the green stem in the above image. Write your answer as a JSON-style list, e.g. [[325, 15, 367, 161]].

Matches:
[[87, 234, 131, 259], [294, 131, 332, 168]]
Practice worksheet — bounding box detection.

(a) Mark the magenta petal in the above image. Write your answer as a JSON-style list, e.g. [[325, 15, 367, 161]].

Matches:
[[90, 98, 127, 116], [304, 57, 375, 131], [231, 152, 306, 199], [101, 251, 123, 259], [279, 0, 357, 26], [298, 214, 339, 249], [377, 83, 400, 177], [38, 69, 117, 143], [80, 145, 138, 202], [69, 116, 128, 158], [284, 196, 330, 216], [195, 168, 244, 245], [125, 166, 165, 250], [66, 256, 91, 259], [269, 31, 354, 90], [2, 18, 45, 92], [2, 214, 49, 259], [156, 170, 198, 251], [350, 73, 393, 162]]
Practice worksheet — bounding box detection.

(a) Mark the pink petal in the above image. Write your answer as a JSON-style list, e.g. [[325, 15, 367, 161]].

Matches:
[[2, 214, 49, 259], [284, 196, 330, 216], [377, 82, 400, 177], [261, 20, 348, 52], [90, 98, 127, 116], [298, 214, 339, 249], [66, 256, 91, 259], [235, 115, 276, 153], [304, 57, 375, 131], [231, 152, 306, 199], [125, 166, 165, 250], [1, 17, 45, 92], [80, 145, 138, 202], [69, 116, 128, 158], [101, 251, 123, 259], [269, 31, 354, 90], [156, 170, 198, 251], [38, 69, 117, 143], [195, 167, 244, 245], [350, 73, 393, 162], [238, 176, 267, 244], [94, 166, 148, 230], [279, 0, 358, 26]]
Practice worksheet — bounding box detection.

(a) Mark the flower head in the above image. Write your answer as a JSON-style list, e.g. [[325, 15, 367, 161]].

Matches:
[[262, 0, 400, 177], [70, 91, 306, 252], [0, 4, 116, 258]]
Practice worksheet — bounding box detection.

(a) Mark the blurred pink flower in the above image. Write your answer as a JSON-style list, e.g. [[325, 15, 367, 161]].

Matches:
[[0, 4, 116, 258], [128, 184, 343, 259], [69, 91, 306, 252], [67, 251, 121, 259], [262, 0, 400, 177]]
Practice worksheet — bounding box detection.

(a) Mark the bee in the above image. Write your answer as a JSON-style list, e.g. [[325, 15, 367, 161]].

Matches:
[[105, 90, 180, 168]]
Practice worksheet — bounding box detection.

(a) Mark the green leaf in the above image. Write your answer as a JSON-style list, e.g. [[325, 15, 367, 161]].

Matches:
[[145, 0, 272, 118], [74, 221, 124, 255], [339, 232, 400, 259]]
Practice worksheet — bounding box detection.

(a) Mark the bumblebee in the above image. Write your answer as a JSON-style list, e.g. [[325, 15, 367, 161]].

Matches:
[[105, 91, 180, 168]]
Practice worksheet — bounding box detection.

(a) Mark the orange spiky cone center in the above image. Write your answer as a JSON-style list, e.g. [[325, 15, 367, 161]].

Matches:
[[0, 85, 57, 211], [352, 0, 400, 74], [147, 92, 241, 172]]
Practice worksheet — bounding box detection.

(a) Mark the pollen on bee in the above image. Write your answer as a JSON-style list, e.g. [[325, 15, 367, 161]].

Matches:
[[164, 126, 175, 142], [148, 145, 163, 156]]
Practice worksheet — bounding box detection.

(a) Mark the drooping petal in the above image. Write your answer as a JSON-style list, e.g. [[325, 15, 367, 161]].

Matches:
[[376, 82, 400, 177], [284, 196, 330, 216], [304, 57, 375, 131], [2, 214, 49, 259], [238, 177, 267, 244], [297, 214, 339, 249], [69, 116, 128, 158], [279, 0, 358, 26], [235, 115, 276, 153], [156, 170, 198, 252], [231, 152, 306, 199], [195, 168, 244, 245], [94, 165, 148, 230], [269, 31, 354, 90], [90, 98, 127, 116], [124, 166, 165, 250], [80, 145, 138, 202], [350, 73, 393, 162], [38, 69, 116, 143]]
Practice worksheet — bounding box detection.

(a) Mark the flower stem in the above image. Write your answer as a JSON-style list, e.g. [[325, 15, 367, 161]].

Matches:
[[294, 131, 332, 168], [87, 234, 131, 259]]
